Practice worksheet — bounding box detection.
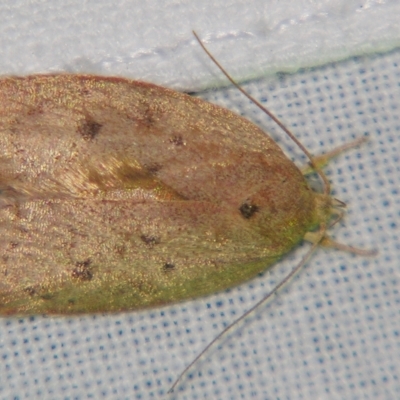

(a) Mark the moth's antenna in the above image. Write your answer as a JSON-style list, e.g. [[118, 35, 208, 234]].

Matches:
[[168, 240, 321, 393], [170, 30, 327, 395], [192, 30, 331, 196], [168, 31, 376, 394]]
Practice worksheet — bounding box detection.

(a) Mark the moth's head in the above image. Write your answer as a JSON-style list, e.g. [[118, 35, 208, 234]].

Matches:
[[304, 185, 376, 256], [313, 192, 343, 229]]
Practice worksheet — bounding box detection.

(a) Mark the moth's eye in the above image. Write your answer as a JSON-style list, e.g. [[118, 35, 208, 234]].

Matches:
[[239, 202, 259, 219]]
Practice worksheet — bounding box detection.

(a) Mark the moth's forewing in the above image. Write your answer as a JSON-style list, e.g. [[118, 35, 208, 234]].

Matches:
[[0, 75, 320, 315]]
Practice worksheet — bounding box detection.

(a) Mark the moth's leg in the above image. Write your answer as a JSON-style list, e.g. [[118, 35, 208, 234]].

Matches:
[[301, 136, 367, 175], [303, 232, 377, 256]]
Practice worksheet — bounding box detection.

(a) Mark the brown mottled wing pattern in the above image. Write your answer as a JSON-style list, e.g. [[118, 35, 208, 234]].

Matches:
[[0, 75, 318, 314]]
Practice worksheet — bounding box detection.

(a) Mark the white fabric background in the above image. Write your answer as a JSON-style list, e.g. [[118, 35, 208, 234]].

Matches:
[[0, 1, 399, 399]]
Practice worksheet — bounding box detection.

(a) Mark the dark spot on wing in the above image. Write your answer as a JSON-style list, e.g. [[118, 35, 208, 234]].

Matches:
[[162, 262, 175, 272], [23, 286, 36, 296], [144, 163, 162, 175], [71, 259, 93, 281], [78, 118, 102, 141], [140, 235, 160, 246], [80, 88, 91, 96], [169, 135, 185, 146], [239, 202, 260, 219]]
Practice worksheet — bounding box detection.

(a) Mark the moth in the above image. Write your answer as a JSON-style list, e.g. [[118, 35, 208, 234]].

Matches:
[[0, 35, 372, 322]]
